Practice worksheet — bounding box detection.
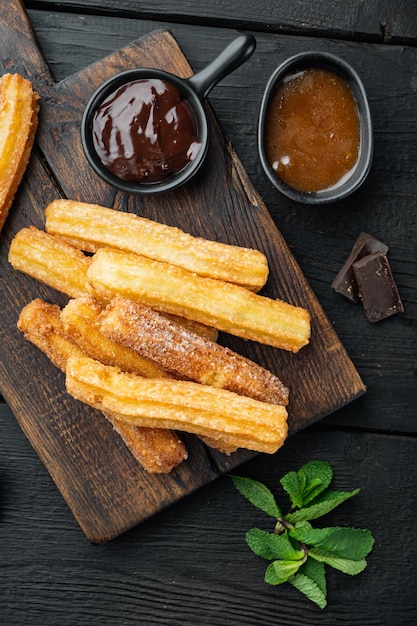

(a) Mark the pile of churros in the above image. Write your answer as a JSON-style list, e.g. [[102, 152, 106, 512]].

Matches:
[[9, 199, 311, 473]]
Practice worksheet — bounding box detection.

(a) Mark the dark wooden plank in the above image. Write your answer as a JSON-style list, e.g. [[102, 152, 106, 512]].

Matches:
[[24, 0, 417, 44], [1, 420, 416, 624], [0, 149, 220, 543], [0, 2, 220, 542], [24, 8, 417, 435], [37, 35, 365, 425], [1, 3, 417, 623], [37, 29, 365, 422], [0, 1, 364, 541]]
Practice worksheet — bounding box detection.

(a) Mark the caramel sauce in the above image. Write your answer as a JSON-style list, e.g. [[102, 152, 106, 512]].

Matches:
[[264, 68, 360, 193], [92, 78, 201, 183]]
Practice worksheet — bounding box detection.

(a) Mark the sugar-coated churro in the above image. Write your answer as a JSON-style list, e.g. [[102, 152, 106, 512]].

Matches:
[[61, 296, 168, 379], [17, 299, 187, 473], [0, 73, 39, 232], [100, 296, 289, 405], [163, 313, 218, 343], [88, 248, 311, 352], [44, 199, 269, 291], [66, 356, 288, 454]]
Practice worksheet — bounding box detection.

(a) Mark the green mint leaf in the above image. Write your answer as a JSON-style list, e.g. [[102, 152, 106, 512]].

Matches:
[[246, 528, 304, 561], [290, 522, 374, 560], [264, 559, 303, 585], [309, 548, 368, 575], [279, 471, 305, 508], [299, 460, 333, 505], [314, 527, 373, 561], [289, 520, 315, 538], [231, 476, 282, 518], [280, 460, 333, 508], [234, 460, 373, 610], [289, 572, 327, 609], [299, 556, 327, 595], [285, 489, 360, 523], [290, 521, 337, 546]]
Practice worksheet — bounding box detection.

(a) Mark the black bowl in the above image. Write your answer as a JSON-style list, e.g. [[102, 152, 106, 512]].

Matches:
[[258, 51, 373, 205], [81, 33, 256, 195]]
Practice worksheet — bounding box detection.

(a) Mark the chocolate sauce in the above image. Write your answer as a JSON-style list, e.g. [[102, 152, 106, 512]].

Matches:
[[92, 78, 201, 183]]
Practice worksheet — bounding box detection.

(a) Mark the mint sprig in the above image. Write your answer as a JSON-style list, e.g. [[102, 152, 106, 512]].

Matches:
[[231, 460, 374, 609]]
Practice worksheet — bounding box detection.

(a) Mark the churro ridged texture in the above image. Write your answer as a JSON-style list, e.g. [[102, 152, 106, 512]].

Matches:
[[8, 226, 218, 341], [17, 299, 187, 474], [65, 356, 288, 454], [44, 199, 269, 291], [8, 227, 91, 298], [17, 298, 85, 372], [100, 296, 289, 405], [0, 73, 39, 232], [88, 248, 311, 352], [9, 197, 311, 464], [61, 296, 169, 380]]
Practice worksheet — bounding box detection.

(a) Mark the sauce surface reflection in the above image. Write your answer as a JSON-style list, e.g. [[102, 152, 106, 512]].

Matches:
[[92, 78, 201, 183], [264, 68, 360, 193]]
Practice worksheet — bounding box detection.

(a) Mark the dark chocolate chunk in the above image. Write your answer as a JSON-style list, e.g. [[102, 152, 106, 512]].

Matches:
[[331, 232, 389, 302], [353, 252, 404, 322]]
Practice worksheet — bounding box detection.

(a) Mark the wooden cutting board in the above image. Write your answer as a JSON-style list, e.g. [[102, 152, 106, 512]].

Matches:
[[0, 1, 365, 542]]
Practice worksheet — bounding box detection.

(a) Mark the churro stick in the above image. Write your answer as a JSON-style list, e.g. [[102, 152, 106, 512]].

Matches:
[[61, 296, 168, 379], [9, 227, 91, 298], [103, 416, 186, 474], [8, 226, 217, 341], [45, 199, 269, 291], [100, 297, 289, 405], [66, 356, 288, 454], [63, 297, 245, 454], [163, 313, 218, 343], [88, 248, 311, 353], [17, 298, 85, 371], [17, 299, 187, 473], [0, 74, 39, 232]]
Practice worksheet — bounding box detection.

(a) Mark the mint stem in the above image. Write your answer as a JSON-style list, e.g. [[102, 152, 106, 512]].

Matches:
[[274, 517, 293, 534]]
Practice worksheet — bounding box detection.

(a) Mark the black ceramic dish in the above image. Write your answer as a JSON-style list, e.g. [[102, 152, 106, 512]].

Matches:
[[258, 51, 373, 205], [81, 33, 256, 195]]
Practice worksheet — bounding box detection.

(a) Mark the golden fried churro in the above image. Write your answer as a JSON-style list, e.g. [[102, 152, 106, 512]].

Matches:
[[163, 313, 218, 343], [9, 227, 91, 298], [66, 356, 288, 454], [88, 248, 311, 352], [100, 297, 289, 405], [61, 296, 168, 379], [62, 297, 246, 454], [17, 299, 187, 473], [8, 227, 217, 340], [0, 74, 39, 232], [198, 435, 238, 455], [44, 199, 269, 291], [103, 414, 186, 473], [17, 298, 85, 371]]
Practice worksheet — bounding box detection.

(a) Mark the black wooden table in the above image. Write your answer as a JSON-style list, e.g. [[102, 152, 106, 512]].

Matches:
[[1, 1, 416, 624]]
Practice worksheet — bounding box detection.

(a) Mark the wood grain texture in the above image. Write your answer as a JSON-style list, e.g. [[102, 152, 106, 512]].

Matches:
[[25, 0, 417, 44], [1, 408, 416, 625], [36, 28, 365, 428], [21, 9, 417, 435], [0, 1, 416, 623], [0, 2, 363, 542]]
